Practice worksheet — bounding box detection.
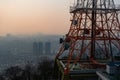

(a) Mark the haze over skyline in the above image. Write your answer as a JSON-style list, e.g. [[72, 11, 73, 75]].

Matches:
[[0, 0, 119, 35]]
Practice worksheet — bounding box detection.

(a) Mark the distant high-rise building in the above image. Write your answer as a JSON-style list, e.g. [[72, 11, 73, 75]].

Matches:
[[33, 42, 38, 54], [38, 42, 43, 54], [45, 42, 51, 54], [33, 42, 44, 55]]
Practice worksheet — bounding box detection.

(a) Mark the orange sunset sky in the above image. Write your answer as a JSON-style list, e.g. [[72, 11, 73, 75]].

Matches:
[[0, 0, 119, 35]]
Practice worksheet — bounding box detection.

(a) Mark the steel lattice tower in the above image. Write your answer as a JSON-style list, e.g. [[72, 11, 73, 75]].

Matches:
[[55, 0, 120, 74]]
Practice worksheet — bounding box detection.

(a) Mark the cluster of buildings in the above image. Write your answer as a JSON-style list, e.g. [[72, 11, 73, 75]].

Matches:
[[33, 41, 52, 55]]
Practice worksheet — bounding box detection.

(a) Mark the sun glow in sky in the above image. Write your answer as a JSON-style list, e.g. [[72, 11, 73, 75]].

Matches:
[[0, 0, 119, 35]]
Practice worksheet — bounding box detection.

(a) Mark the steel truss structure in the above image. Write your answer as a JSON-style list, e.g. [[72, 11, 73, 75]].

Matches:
[[55, 0, 120, 75]]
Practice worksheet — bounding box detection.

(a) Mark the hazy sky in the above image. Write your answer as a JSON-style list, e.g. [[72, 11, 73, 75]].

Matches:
[[0, 0, 119, 35]]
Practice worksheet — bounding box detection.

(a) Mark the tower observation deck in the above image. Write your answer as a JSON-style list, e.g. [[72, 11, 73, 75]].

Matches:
[[54, 0, 120, 80]]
